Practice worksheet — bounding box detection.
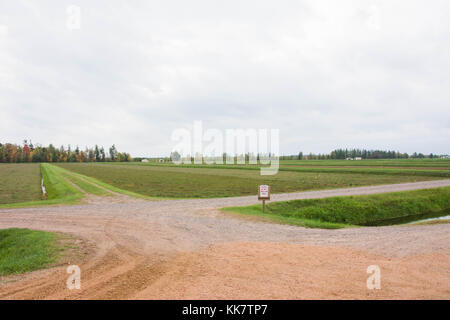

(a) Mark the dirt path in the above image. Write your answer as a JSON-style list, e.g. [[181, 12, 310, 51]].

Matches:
[[0, 180, 449, 299]]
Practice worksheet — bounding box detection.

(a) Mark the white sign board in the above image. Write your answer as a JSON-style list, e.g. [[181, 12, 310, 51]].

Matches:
[[258, 185, 270, 200]]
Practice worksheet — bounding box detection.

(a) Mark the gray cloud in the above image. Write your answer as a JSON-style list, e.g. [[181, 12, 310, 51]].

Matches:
[[0, 0, 449, 156]]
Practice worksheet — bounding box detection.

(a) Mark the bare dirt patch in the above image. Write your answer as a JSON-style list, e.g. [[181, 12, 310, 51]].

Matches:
[[1, 180, 450, 299], [134, 242, 450, 300]]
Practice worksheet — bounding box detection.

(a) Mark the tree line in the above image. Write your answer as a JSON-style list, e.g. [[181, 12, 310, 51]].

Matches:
[[0, 141, 131, 163], [280, 149, 446, 160]]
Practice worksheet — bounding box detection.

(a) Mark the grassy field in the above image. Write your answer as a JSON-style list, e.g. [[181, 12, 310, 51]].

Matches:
[[279, 159, 450, 168], [0, 164, 42, 205], [56, 162, 446, 198], [103, 161, 450, 178], [0, 164, 103, 208], [128, 158, 450, 168], [0, 228, 65, 275], [47, 164, 112, 197], [223, 187, 450, 229], [1, 159, 449, 207], [55, 164, 159, 200]]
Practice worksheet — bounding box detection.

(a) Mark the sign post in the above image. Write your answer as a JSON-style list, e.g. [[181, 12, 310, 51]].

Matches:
[[258, 185, 270, 213]]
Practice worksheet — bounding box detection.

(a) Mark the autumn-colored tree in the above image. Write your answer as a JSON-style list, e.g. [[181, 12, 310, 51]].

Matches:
[[0, 141, 131, 163]]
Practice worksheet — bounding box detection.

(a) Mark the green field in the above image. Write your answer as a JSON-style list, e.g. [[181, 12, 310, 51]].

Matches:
[[223, 187, 450, 229], [0, 164, 42, 205], [0, 163, 89, 208], [56, 162, 446, 198], [1, 159, 449, 207], [0, 163, 154, 208], [102, 161, 450, 178], [279, 159, 450, 168], [0, 164, 96, 208], [135, 158, 450, 168], [0, 228, 66, 275]]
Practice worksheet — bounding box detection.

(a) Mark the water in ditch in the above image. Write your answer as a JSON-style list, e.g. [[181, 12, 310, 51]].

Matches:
[[359, 209, 450, 226]]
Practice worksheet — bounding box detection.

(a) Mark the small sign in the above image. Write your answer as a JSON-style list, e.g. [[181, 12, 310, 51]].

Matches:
[[258, 185, 270, 200]]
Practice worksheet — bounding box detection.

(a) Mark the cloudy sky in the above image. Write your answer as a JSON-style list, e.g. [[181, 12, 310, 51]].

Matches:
[[0, 0, 449, 157]]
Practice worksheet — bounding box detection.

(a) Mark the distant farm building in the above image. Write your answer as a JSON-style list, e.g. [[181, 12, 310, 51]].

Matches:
[[159, 158, 164, 163], [141, 159, 149, 163], [354, 157, 362, 160]]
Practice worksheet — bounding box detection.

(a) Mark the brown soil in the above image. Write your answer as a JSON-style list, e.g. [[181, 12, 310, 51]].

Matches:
[[0, 180, 449, 299], [134, 242, 450, 300]]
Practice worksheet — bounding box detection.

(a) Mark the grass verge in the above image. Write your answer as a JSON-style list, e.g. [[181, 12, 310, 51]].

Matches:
[[223, 187, 450, 229], [0, 228, 67, 275]]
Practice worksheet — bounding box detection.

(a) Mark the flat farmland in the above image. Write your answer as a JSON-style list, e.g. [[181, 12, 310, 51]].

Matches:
[[56, 162, 446, 198], [0, 164, 42, 205], [280, 159, 450, 168]]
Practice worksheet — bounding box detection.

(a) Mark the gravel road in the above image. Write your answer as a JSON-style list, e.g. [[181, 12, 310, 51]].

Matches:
[[0, 179, 449, 299]]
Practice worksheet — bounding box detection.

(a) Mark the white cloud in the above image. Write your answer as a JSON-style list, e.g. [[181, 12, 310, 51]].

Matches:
[[0, 0, 449, 156]]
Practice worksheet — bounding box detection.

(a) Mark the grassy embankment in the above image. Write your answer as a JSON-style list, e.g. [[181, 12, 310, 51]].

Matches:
[[223, 187, 450, 229], [57, 162, 449, 198], [0, 228, 72, 275]]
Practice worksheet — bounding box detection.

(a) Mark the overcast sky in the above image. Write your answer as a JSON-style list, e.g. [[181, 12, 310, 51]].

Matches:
[[1, 0, 449, 157]]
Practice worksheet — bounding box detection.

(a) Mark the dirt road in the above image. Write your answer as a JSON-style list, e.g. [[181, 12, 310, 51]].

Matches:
[[0, 180, 449, 299]]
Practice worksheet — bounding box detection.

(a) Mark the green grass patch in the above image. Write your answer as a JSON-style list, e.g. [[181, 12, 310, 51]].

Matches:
[[41, 163, 83, 201], [222, 205, 350, 229], [56, 162, 445, 199], [224, 187, 450, 228], [0, 228, 64, 275]]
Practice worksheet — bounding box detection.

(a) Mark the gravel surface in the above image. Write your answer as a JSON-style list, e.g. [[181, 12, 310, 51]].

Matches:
[[0, 179, 449, 299]]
